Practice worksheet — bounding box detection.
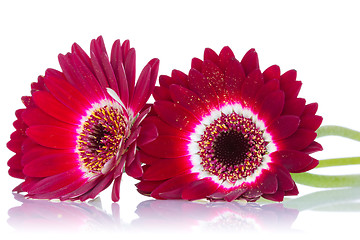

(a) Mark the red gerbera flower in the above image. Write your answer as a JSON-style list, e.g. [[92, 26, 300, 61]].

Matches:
[[136, 47, 322, 202], [7, 36, 159, 202]]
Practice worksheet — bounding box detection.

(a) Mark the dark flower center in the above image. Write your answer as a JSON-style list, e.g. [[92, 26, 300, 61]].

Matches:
[[213, 130, 250, 167], [77, 104, 126, 174], [198, 112, 268, 183]]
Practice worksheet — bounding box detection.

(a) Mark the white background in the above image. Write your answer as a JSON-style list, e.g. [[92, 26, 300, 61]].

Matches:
[[1, 0, 360, 238]]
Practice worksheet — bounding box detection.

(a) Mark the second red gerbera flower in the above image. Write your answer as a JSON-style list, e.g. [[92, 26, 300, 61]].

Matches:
[[137, 47, 323, 202]]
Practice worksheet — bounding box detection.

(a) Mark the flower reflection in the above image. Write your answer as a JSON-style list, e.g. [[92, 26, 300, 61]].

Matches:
[[8, 193, 121, 232], [132, 200, 299, 233]]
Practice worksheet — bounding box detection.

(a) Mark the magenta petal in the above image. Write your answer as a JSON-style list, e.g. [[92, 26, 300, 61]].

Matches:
[[28, 168, 83, 195], [111, 175, 122, 202], [32, 91, 80, 125], [124, 48, 136, 100], [299, 115, 323, 131], [258, 90, 285, 124], [110, 40, 129, 107], [137, 121, 158, 147], [182, 178, 219, 200], [241, 48, 260, 75], [188, 69, 219, 110], [26, 125, 77, 149], [154, 100, 200, 131], [276, 128, 317, 151], [151, 173, 198, 199], [125, 156, 143, 179], [191, 57, 203, 72], [140, 135, 190, 158], [143, 116, 189, 139], [240, 69, 263, 106], [282, 80, 302, 99], [224, 58, 245, 103], [23, 152, 78, 177], [301, 141, 323, 154], [263, 65, 280, 83], [153, 86, 172, 101], [130, 64, 151, 114], [268, 162, 294, 191], [171, 69, 189, 88], [143, 156, 193, 181], [282, 98, 306, 116], [136, 179, 165, 195], [169, 84, 210, 118], [267, 115, 300, 140], [218, 46, 235, 71], [224, 187, 247, 202], [270, 150, 314, 173], [303, 102, 319, 115], [44, 76, 91, 116], [22, 108, 72, 129], [262, 190, 285, 202], [280, 69, 297, 84], [79, 172, 115, 201], [204, 48, 219, 64], [202, 60, 227, 103], [256, 170, 278, 194]]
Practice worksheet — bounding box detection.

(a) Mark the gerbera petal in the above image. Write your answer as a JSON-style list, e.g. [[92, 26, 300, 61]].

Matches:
[[224, 58, 245, 103], [26, 125, 77, 149], [270, 150, 314, 173], [140, 135, 190, 158], [142, 116, 189, 139], [240, 69, 264, 106], [111, 175, 122, 202], [143, 156, 193, 181], [301, 141, 323, 154], [171, 69, 189, 88], [204, 48, 219, 64], [32, 91, 81, 125], [44, 75, 92, 115], [22, 108, 73, 129], [240, 48, 259, 75], [202, 60, 227, 103], [124, 48, 136, 100], [191, 57, 203, 72], [110, 40, 129, 107], [263, 65, 280, 83], [282, 80, 302, 99], [303, 102, 319, 115], [282, 97, 306, 116], [188, 69, 219, 110], [262, 189, 285, 202], [169, 84, 210, 118], [218, 46, 235, 71], [136, 179, 166, 195], [267, 115, 300, 140], [256, 169, 278, 194], [258, 90, 285, 124], [23, 152, 79, 177], [276, 128, 317, 151], [154, 100, 200, 131], [268, 162, 295, 191], [151, 173, 199, 199], [130, 64, 152, 114], [90, 36, 120, 95], [28, 168, 84, 195], [153, 86, 172, 101], [299, 115, 323, 131], [182, 178, 219, 200]]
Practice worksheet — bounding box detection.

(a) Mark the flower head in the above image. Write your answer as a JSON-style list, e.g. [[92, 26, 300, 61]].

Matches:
[[137, 47, 322, 202], [7, 36, 159, 202]]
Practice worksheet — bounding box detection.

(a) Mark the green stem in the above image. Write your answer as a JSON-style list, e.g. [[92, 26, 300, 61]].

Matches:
[[316, 125, 360, 141], [317, 157, 360, 168], [291, 172, 360, 188]]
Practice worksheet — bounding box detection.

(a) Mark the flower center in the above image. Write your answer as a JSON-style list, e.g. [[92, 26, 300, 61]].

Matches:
[[77, 103, 127, 174], [199, 112, 268, 183]]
